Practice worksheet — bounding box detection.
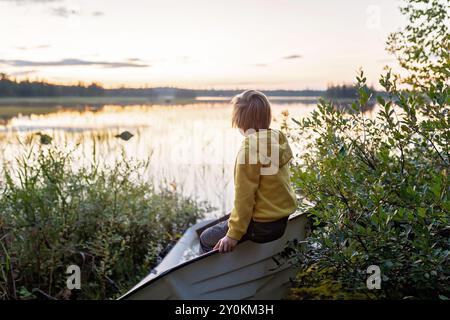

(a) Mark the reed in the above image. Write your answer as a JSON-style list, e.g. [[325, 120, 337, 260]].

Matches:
[[0, 145, 207, 300]]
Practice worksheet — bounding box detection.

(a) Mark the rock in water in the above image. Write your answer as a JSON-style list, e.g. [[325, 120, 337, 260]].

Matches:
[[36, 132, 52, 145], [115, 131, 134, 141]]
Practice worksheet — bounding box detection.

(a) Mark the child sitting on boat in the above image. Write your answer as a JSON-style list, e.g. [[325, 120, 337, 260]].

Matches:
[[199, 90, 298, 253]]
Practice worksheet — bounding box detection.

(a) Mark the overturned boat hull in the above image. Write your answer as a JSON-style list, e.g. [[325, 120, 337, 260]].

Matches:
[[120, 211, 307, 300]]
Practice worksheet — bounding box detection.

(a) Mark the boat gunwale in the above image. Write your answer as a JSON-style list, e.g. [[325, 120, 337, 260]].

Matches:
[[118, 211, 307, 300]]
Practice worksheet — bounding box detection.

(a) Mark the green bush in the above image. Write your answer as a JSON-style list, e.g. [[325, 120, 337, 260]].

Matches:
[[287, 0, 449, 299], [288, 69, 449, 299], [0, 146, 207, 300]]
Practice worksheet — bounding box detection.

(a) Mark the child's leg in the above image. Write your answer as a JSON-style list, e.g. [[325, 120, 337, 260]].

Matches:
[[199, 220, 228, 254]]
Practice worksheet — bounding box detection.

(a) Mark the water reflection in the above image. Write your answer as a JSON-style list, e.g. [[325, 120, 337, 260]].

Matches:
[[0, 100, 319, 217]]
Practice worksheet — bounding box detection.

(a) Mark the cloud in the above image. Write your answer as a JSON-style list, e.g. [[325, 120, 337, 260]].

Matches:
[[16, 44, 51, 50], [283, 54, 303, 60], [0, 0, 61, 4], [2, 1, 105, 18], [51, 6, 80, 18], [10, 69, 38, 76], [176, 56, 193, 64], [50, 6, 104, 18], [0, 58, 150, 68], [252, 63, 268, 67]]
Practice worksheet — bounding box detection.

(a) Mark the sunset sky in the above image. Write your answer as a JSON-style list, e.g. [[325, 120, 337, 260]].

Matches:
[[0, 0, 405, 89]]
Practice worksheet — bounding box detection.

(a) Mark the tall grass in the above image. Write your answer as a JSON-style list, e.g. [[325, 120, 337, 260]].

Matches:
[[0, 146, 207, 300]]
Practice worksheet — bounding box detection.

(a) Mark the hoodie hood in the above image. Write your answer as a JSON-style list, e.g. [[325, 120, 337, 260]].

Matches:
[[242, 129, 293, 168]]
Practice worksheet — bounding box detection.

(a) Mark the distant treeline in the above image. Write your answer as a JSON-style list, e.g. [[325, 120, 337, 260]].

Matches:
[[1, 73, 377, 99], [195, 89, 323, 97], [324, 83, 377, 99], [0, 73, 326, 99], [0, 73, 197, 98]]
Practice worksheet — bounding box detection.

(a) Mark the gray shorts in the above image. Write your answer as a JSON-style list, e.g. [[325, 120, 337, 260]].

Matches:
[[199, 216, 288, 254], [199, 219, 229, 254]]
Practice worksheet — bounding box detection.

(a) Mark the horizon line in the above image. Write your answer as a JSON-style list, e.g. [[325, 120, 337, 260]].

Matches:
[[1, 73, 368, 92]]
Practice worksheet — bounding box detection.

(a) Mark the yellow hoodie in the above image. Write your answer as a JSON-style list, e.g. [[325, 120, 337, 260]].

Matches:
[[226, 129, 298, 241]]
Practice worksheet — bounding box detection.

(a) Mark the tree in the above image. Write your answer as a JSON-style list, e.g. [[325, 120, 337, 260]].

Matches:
[[387, 0, 449, 89]]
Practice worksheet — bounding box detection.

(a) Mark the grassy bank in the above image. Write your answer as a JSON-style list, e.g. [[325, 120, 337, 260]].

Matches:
[[0, 146, 208, 300]]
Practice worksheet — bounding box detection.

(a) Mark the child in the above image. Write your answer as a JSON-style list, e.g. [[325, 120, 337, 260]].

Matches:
[[199, 90, 298, 253]]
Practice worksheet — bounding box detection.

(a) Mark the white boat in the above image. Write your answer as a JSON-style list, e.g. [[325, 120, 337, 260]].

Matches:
[[119, 211, 308, 300]]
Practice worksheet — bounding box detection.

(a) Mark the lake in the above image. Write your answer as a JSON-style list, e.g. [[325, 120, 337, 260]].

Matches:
[[0, 97, 371, 218]]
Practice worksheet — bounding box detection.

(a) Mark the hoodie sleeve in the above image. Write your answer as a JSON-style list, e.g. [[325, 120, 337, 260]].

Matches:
[[226, 147, 261, 241]]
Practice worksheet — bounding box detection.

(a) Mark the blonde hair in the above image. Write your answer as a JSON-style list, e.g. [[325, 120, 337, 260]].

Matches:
[[231, 90, 272, 132]]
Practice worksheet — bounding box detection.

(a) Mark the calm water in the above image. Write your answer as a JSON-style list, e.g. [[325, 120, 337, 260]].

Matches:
[[0, 98, 329, 217]]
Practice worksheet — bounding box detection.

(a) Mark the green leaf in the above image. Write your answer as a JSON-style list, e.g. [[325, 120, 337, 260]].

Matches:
[[417, 207, 426, 218], [377, 96, 386, 105]]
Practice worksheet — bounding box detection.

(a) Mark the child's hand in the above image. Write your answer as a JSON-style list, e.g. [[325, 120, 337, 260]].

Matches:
[[214, 236, 238, 253]]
